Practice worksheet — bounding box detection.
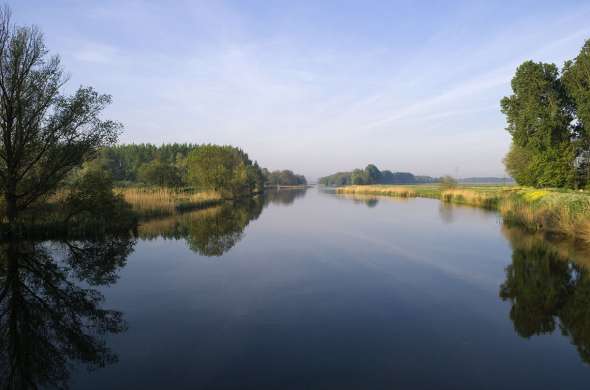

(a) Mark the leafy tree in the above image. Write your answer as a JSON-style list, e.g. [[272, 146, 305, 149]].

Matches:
[[351, 168, 367, 185], [503, 143, 536, 186], [187, 144, 262, 198], [0, 8, 121, 224], [364, 164, 382, 183], [61, 163, 133, 228], [563, 39, 590, 147], [319, 164, 422, 186], [501, 61, 572, 150], [137, 159, 183, 187], [98, 143, 197, 183], [263, 169, 307, 186], [500, 54, 588, 188]]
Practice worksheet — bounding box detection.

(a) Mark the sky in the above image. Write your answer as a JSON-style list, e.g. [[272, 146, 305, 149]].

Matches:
[[8, 0, 590, 180]]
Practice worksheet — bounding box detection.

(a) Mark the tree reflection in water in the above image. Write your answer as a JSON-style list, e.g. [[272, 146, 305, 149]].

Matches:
[[500, 226, 590, 364], [138, 189, 310, 256], [0, 235, 135, 389], [263, 188, 307, 206], [139, 191, 311, 257]]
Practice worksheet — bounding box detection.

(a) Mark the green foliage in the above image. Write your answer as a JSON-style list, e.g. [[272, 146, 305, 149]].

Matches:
[[501, 61, 572, 150], [98, 143, 197, 183], [61, 164, 135, 230], [263, 169, 307, 186], [0, 9, 121, 224], [563, 39, 590, 145], [186, 144, 263, 198], [319, 164, 432, 186], [137, 160, 182, 187], [501, 39, 590, 188], [503, 143, 536, 186], [98, 143, 267, 198]]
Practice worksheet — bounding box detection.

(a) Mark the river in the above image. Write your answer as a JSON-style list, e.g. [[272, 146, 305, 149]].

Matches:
[[2, 188, 589, 389]]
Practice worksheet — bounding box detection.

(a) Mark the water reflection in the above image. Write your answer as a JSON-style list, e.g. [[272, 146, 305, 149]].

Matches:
[[438, 203, 455, 224], [138, 197, 265, 256], [500, 226, 590, 364], [0, 235, 135, 389], [264, 188, 308, 206], [334, 193, 381, 207], [138, 190, 309, 257]]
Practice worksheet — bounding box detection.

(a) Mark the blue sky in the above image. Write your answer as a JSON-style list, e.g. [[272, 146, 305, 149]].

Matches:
[[8, 0, 590, 179]]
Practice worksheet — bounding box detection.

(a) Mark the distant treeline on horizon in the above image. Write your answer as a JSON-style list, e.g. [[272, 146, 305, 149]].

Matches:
[[319, 164, 513, 186], [318, 164, 437, 186]]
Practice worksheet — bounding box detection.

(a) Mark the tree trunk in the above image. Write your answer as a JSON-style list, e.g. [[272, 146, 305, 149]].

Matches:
[[5, 177, 18, 225]]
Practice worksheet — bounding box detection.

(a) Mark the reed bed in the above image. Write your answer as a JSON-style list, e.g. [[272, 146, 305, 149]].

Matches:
[[336, 184, 590, 243], [336, 185, 417, 198], [116, 187, 222, 218], [440, 188, 502, 209]]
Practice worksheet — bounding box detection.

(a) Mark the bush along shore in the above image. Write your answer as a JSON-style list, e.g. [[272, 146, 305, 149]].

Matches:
[[335, 185, 590, 243]]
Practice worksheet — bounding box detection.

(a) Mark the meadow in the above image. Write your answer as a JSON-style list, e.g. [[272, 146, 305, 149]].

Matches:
[[336, 184, 590, 243]]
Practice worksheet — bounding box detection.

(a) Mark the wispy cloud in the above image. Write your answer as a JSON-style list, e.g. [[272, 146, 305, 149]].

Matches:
[[9, 0, 590, 178]]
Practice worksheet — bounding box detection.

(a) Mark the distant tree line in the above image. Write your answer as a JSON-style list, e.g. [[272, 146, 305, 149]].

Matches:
[[97, 143, 266, 198], [262, 169, 307, 186], [318, 164, 436, 186], [501, 38, 590, 188]]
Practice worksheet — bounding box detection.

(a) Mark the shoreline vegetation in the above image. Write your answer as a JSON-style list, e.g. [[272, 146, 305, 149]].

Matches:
[[335, 184, 590, 244], [117, 187, 224, 219], [118, 185, 311, 220]]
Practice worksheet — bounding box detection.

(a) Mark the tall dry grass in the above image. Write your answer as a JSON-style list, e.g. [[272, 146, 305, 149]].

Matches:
[[440, 189, 501, 209], [335, 184, 590, 244], [336, 185, 417, 198], [499, 189, 590, 241], [117, 187, 222, 217]]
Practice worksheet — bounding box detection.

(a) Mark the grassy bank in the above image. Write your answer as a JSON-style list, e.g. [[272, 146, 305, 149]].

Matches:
[[116, 187, 223, 218], [336, 185, 590, 243]]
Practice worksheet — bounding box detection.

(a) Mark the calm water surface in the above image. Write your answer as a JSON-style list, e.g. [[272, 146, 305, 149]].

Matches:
[[2, 189, 590, 389]]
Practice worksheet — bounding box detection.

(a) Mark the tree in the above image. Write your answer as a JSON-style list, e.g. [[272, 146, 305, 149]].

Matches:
[[263, 169, 307, 186], [500, 60, 576, 187], [563, 39, 590, 147], [501, 61, 572, 150], [0, 7, 121, 225], [137, 159, 182, 187], [503, 143, 536, 186], [351, 168, 367, 185], [187, 144, 262, 198], [364, 164, 381, 183]]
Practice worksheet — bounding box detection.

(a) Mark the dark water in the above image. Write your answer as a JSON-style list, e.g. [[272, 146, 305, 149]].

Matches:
[[2, 188, 590, 389]]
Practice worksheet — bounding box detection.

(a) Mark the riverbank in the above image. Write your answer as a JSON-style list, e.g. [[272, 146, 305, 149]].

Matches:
[[336, 185, 590, 243], [116, 187, 224, 218]]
